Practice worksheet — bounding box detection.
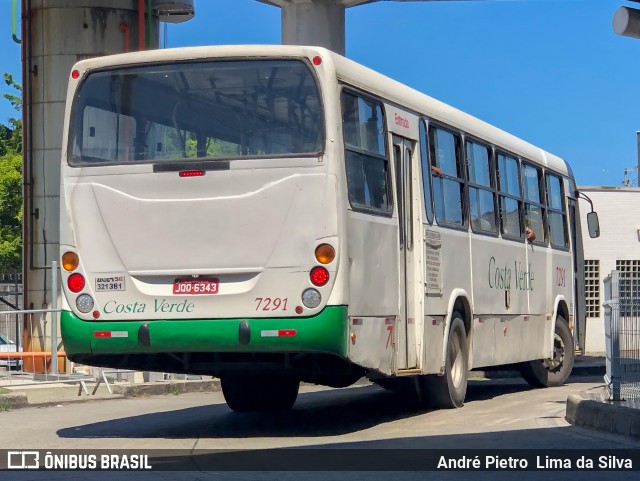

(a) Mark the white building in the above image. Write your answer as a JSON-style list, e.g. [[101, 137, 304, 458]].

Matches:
[[578, 186, 640, 353]]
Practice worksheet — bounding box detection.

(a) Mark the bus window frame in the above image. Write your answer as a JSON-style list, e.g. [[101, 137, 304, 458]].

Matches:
[[495, 148, 525, 243], [521, 160, 549, 247], [340, 85, 393, 218], [67, 57, 327, 168], [464, 134, 499, 239], [428, 121, 468, 232], [546, 172, 571, 252], [418, 118, 434, 225]]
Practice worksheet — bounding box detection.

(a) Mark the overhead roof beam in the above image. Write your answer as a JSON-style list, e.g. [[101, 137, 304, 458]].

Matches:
[[256, 0, 487, 55]]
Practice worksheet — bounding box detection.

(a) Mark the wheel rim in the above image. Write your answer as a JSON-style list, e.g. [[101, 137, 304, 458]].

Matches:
[[543, 332, 565, 371], [450, 330, 464, 388]]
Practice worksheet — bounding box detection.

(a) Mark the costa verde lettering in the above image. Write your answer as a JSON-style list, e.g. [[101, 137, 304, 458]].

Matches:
[[154, 298, 195, 313], [488, 257, 534, 291], [103, 299, 195, 315], [104, 300, 146, 314]]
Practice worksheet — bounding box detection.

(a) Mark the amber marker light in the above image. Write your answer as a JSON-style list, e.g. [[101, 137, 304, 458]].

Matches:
[[62, 252, 79, 272], [314, 244, 335, 264]]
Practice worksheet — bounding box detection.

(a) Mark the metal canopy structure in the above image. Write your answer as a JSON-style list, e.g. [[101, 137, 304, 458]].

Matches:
[[257, 0, 485, 54]]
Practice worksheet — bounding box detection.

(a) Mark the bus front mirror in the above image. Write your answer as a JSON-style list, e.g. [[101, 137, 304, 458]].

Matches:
[[587, 212, 600, 238]]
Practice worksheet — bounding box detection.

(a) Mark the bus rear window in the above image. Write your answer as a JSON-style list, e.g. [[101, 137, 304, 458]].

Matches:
[[68, 59, 323, 165]]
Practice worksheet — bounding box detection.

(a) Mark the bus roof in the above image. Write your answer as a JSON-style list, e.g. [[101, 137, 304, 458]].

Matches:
[[71, 44, 572, 178], [328, 52, 570, 178]]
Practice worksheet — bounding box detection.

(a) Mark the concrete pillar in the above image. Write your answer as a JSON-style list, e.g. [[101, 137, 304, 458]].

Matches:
[[281, 2, 346, 55], [23, 0, 159, 372]]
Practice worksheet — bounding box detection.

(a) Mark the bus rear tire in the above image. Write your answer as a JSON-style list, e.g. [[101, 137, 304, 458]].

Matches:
[[520, 315, 574, 388], [426, 313, 468, 409], [221, 374, 299, 412]]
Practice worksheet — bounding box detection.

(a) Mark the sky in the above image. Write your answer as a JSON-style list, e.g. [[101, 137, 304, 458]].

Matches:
[[1, 0, 640, 187]]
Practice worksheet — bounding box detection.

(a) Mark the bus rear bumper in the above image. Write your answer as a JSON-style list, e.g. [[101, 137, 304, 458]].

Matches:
[[61, 306, 349, 358]]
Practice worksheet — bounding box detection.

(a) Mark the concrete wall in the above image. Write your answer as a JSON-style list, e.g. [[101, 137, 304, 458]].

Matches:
[[578, 187, 640, 353]]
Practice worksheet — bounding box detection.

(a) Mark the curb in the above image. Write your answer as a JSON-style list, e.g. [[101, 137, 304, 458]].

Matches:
[[566, 392, 640, 439], [470, 362, 605, 381], [112, 379, 221, 398], [0, 380, 222, 410], [0, 393, 28, 410]]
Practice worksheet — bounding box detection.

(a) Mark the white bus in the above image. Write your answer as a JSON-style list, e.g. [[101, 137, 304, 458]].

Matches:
[[59, 45, 599, 411]]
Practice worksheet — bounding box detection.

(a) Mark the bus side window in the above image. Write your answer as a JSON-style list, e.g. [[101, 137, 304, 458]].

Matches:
[[341, 91, 391, 214], [546, 174, 568, 248], [497, 152, 523, 239], [466, 140, 497, 233], [429, 126, 465, 227], [419, 120, 434, 224], [522, 163, 546, 244]]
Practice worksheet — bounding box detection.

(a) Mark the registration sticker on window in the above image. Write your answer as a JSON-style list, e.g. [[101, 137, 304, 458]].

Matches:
[[95, 275, 126, 292]]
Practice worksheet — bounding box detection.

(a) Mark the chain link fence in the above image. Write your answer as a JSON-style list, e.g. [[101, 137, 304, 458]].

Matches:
[[604, 270, 640, 401]]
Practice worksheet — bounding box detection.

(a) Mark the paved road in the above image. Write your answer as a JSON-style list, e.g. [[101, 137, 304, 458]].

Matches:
[[1, 375, 638, 480]]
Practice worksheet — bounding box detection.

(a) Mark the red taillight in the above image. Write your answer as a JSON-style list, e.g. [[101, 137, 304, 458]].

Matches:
[[71, 69, 80, 79], [179, 170, 205, 177], [310, 266, 329, 286], [67, 273, 85, 293], [312, 56, 322, 66]]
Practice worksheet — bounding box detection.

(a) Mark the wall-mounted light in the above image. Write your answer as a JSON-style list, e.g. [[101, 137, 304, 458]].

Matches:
[[614, 6, 640, 39]]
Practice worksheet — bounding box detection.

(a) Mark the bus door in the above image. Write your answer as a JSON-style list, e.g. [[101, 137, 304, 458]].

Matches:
[[392, 136, 419, 370], [568, 198, 586, 353]]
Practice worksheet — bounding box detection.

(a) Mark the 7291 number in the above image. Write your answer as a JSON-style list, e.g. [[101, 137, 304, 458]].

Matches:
[[255, 297, 288, 311]]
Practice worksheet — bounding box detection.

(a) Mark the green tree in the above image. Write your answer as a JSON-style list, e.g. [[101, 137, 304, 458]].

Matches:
[[0, 73, 22, 272], [0, 152, 22, 272]]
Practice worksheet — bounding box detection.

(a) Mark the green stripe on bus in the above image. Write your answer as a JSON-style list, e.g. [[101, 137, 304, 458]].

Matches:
[[60, 306, 348, 357]]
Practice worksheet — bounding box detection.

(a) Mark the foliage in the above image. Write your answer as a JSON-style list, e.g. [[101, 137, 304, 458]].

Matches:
[[0, 73, 22, 156], [0, 151, 22, 272], [184, 135, 240, 159], [0, 396, 12, 412], [0, 119, 21, 158], [0, 73, 22, 272]]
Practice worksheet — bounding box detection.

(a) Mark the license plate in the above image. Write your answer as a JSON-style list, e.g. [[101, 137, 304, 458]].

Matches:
[[172, 279, 219, 295], [95, 275, 126, 292]]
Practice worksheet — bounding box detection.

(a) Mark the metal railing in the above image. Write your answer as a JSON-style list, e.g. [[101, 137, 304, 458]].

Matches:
[[0, 263, 196, 392], [0, 268, 22, 351], [0, 262, 72, 386], [603, 270, 640, 401]]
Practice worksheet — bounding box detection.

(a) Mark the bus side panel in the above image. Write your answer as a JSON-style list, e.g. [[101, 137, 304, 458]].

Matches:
[[470, 236, 526, 366], [348, 316, 395, 375], [424, 228, 471, 368], [346, 212, 398, 321], [469, 317, 494, 369], [422, 315, 445, 374], [521, 243, 548, 361], [551, 252, 573, 324]]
